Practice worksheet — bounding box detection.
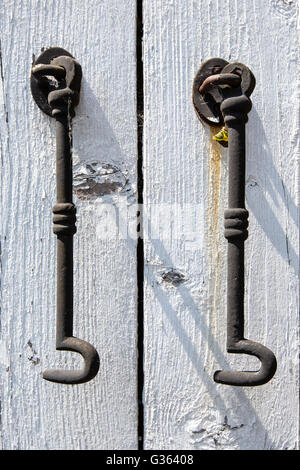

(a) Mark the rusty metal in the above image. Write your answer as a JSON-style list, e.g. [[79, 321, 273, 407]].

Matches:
[[198, 72, 241, 95], [31, 48, 99, 384], [192, 58, 229, 127], [193, 59, 277, 386]]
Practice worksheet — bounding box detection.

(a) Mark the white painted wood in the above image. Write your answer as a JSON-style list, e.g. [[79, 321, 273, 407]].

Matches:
[[143, 0, 299, 450], [0, 0, 137, 449]]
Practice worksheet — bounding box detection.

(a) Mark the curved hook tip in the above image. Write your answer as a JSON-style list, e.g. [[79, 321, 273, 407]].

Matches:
[[43, 337, 100, 385], [213, 339, 277, 387]]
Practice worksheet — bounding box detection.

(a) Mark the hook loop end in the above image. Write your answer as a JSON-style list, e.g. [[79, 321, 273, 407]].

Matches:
[[214, 339, 277, 386]]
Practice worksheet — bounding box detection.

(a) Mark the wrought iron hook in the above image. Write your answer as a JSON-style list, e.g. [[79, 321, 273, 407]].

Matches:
[[31, 48, 100, 384], [193, 59, 277, 386]]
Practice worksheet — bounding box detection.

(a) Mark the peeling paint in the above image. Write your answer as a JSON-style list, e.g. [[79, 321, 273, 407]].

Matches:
[[73, 161, 127, 199], [271, 0, 297, 18], [188, 415, 245, 449], [27, 340, 40, 366]]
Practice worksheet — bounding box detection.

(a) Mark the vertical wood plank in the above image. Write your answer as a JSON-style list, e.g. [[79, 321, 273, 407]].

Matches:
[[143, 0, 299, 449], [0, 0, 137, 449]]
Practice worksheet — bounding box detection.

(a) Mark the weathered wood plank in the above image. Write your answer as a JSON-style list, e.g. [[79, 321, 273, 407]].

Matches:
[[0, 0, 137, 449], [143, 0, 299, 449]]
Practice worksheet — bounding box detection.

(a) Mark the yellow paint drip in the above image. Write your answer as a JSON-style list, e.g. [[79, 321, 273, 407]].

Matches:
[[206, 128, 224, 345], [208, 129, 222, 243]]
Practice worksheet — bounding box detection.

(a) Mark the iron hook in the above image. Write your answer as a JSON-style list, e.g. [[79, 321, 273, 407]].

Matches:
[[31, 48, 100, 384], [193, 59, 277, 386]]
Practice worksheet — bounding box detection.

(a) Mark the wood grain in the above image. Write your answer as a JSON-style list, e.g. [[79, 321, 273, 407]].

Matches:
[[143, 0, 299, 450], [0, 0, 137, 449]]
